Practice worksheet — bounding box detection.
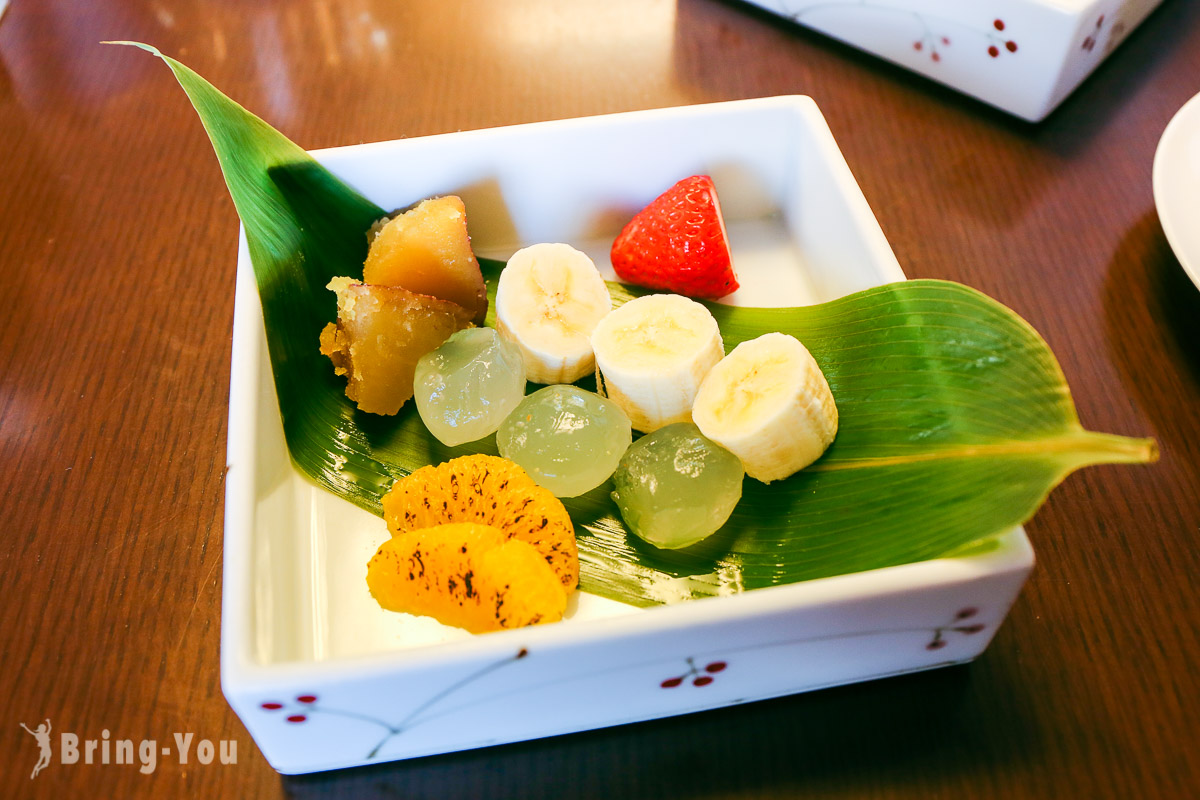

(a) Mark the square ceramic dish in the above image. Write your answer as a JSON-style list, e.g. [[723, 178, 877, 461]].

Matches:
[[221, 96, 1035, 774], [740, 0, 1162, 121]]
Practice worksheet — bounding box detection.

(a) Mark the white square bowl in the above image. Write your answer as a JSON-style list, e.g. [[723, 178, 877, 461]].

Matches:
[[741, 0, 1162, 121], [221, 96, 1034, 774]]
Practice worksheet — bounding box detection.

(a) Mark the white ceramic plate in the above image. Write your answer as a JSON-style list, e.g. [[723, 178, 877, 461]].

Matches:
[[739, 0, 1163, 122], [1153, 91, 1200, 290], [221, 96, 1034, 774]]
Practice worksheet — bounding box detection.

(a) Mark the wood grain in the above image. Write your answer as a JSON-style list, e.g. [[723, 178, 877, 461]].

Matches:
[[1, 0, 1196, 797]]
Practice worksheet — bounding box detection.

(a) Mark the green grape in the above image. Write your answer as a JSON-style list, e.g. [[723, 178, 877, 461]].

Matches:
[[414, 328, 526, 446], [611, 423, 744, 549], [497, 385, 632, 497]]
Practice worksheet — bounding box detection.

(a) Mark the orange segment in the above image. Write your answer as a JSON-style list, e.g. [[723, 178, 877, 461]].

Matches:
[[366, 523, 567, 633], [382, 455, 579, 592]]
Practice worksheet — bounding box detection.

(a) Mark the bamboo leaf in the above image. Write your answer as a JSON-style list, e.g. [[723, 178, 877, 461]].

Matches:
[[108, 41, 397, 501], [122, 43, 1156, 606]]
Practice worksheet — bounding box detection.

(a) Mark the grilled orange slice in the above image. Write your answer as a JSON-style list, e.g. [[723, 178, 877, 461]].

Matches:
[[367, 523, 567, 633], [382, 454, 579, 592]]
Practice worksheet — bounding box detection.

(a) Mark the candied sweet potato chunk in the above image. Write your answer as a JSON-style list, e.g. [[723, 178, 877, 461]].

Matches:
[[363, 196, 489, 325], [320, 277, 473, 415]]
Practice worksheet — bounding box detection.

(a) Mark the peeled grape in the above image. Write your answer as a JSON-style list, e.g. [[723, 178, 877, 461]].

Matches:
[[497, 385, 632, 497], [414, 327, 526, 446], [611, 423, 743, 549]]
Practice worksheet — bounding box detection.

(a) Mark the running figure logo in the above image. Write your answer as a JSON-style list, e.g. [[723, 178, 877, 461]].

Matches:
[[19, 719, 52, 779]]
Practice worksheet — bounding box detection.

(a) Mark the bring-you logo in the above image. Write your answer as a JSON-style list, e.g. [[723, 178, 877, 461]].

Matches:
[[19, 718, 237, 778]]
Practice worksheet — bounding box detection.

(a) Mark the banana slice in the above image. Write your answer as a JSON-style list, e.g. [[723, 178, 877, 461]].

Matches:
[[692, 332, 837, 483], [495, 243, 612, 384], [590, 293, 724, 433]]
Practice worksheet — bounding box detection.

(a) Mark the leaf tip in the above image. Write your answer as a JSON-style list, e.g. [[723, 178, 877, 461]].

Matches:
[[1115, 435, 1158, 466], [101, 40, 160, 53], [1075, 431, 1159, 467]]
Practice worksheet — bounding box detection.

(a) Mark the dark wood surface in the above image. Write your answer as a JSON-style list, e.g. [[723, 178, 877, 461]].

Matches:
[[2, 1, 1197, 797]]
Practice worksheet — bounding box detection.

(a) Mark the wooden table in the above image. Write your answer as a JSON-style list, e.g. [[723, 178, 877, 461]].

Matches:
[[2, 1, 1197, 797]]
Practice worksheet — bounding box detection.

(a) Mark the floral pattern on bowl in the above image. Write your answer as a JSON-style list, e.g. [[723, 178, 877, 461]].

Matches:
[[744, 0, 1162, 121]]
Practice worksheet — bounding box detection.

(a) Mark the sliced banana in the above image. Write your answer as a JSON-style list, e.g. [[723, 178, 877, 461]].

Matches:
[[494, 243, 613, 384], [692, 331, 838, 483], [590, 293, 724, 433]]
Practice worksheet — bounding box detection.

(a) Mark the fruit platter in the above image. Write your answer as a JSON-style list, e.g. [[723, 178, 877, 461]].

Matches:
[[215, 98, 1024, 773], [124, 46, 1155, 773]]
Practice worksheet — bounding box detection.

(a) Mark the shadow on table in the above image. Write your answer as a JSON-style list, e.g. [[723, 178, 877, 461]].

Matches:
[[1024, 0, 1199, 158], [1101, 209, 1200, 429], [282, 663, 1041, 800]]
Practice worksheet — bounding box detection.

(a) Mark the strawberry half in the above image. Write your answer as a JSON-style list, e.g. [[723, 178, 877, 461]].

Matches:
[[609, 175, 739, 300]]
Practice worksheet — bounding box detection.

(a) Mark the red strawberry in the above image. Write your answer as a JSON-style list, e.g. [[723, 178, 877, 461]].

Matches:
[[610, 175, 739, 300]]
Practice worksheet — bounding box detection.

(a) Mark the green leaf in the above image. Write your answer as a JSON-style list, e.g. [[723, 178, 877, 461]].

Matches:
[[122, 43, 1156, 606], [107, 41, 397, 501]]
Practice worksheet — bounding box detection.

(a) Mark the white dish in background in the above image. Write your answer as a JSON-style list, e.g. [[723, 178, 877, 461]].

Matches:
[[742, 0, 1162, 122], [221, 96, 1034, 774], [1153, 91, 1200, 290]]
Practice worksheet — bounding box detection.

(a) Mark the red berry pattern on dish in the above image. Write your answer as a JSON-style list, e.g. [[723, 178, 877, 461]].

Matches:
[[926, 606, 987, 650], [1083, 13, 1124, 54], [256, 648, 530, 758], [661, 658, 729, 689], [254, 605, 990, 762], [782, 4, 1020, 65]]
